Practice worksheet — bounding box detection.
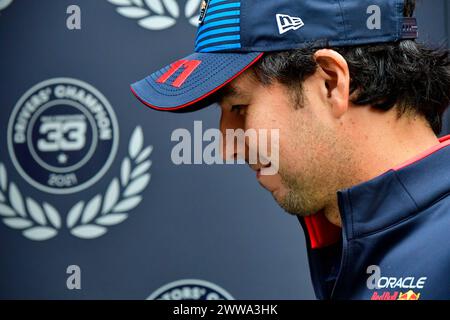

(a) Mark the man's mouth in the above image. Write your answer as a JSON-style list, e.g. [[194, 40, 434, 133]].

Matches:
[[256, 169, 261, 179], [249, 163, 272, 179]]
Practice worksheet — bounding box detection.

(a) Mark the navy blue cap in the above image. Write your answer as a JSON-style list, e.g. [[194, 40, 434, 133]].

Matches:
[[131, 0, 418, 111]]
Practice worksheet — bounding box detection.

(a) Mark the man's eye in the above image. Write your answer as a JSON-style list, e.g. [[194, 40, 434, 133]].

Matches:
[[231, 105, 247, 116]]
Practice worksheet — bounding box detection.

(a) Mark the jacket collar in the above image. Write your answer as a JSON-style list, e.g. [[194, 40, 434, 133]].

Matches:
[[339, 135, 450, 240], [301, 135, 450, 248]]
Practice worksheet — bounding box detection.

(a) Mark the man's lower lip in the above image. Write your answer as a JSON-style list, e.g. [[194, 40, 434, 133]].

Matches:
[[256, 170, 261, 179]]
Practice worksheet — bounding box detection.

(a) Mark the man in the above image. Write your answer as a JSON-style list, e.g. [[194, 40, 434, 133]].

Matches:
[[131, 0, 450, 300]]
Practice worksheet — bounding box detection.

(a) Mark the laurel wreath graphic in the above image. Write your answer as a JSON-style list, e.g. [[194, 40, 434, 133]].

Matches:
[[107, 0, 202, 29], [0, 126, 152, 241], [0, 0, 14, 11]]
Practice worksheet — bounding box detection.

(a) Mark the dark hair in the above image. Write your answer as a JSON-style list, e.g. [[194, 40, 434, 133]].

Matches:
[[253, 0, 450, 134]]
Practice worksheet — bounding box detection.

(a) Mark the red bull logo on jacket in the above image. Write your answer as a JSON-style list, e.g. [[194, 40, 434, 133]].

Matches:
[[367, 265, 426, 300]]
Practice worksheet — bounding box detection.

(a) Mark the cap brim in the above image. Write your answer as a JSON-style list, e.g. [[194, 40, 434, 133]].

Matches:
[[131, 52, 263, 112]]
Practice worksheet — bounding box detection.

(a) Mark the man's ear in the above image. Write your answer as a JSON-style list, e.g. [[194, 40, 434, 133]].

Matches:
[[314, 49, 350, 119]]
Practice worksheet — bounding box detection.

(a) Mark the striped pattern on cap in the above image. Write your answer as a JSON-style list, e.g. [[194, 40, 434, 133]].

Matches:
[[195, 0, 241, 53]]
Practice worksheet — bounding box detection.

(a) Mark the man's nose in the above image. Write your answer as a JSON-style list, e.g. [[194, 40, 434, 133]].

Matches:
[[219, 111, 245, 162]]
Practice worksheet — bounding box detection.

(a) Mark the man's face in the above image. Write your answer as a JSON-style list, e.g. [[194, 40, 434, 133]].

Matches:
[[219, 69, 353, 217]]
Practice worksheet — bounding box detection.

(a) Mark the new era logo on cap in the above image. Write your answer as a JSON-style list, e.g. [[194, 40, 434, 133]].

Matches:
[[276, 13, 305, 34]]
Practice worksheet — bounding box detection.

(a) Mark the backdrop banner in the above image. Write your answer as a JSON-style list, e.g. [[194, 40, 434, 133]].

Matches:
[[0, 0, 449, 299]]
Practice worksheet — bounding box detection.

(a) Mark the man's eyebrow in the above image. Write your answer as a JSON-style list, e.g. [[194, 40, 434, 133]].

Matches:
[[216, 83, 248, 103]]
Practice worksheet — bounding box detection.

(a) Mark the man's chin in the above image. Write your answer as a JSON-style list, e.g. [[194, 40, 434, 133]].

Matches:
[[258, 181, 285, 202], [272, 189, 318, 217], [268, 189, 302, 216], [257, 174, 284, 193], [256, 174, 314, 216]]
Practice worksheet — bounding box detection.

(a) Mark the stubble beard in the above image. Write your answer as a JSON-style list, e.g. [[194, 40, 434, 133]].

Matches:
[[276, 167, 324, 217]]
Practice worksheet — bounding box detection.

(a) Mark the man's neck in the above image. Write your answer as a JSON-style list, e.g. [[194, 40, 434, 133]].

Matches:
[[324, 109, 440, 227]]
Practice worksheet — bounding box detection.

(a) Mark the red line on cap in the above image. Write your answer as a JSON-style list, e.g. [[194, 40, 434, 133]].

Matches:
[[130, 53, 264, 112]]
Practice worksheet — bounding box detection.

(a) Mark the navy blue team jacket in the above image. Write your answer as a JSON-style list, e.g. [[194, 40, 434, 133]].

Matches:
[[298, 135, 450, 300]]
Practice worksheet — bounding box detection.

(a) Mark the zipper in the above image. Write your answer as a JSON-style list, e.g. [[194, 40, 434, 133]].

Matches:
[[330, 190, 351, 299]]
